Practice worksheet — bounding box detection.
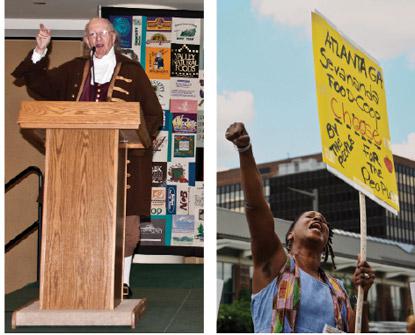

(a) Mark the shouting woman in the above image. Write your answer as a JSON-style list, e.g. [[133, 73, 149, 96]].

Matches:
[[225, 122, 375, 333]]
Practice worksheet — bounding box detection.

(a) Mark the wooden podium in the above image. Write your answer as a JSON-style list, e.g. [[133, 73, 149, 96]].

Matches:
[[12, 101, 150, 328]]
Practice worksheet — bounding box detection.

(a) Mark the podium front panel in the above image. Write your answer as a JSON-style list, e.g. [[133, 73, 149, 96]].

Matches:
[[39, 128, 121, 310]]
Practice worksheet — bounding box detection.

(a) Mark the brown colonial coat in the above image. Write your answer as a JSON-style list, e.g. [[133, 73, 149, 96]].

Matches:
[[12, 50, 163, 216]]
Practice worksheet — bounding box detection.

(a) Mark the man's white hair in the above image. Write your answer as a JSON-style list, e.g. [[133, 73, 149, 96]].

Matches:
[[84, 17, 115, 35]]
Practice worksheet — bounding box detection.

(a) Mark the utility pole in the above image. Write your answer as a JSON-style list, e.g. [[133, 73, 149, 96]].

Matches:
[[287, 187, 319, 212]]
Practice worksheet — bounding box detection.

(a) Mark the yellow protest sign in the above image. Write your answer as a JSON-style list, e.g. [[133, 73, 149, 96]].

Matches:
[[311, 11, 399, 214]]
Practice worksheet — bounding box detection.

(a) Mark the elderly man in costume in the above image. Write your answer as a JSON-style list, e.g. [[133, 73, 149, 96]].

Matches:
[[12, 18, 163, 298]]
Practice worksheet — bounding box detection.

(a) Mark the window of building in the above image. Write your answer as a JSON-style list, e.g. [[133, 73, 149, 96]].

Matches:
[[259, 167, 271, 174], [264, 178, 270, 199], [217, 262, 223, 279], [217, 262, 234, 304], [367, 283, 377, 320], [391, 285, 402, 320]]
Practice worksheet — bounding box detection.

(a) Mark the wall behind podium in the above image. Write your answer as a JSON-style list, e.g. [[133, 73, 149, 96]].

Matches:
[[5, 40, 84, 293]]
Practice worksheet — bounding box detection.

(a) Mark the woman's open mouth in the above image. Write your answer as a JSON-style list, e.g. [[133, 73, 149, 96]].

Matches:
[[309, 221, 322, 232]]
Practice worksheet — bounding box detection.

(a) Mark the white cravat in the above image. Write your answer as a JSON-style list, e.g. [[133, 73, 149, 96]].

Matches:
[[91, 46, 116, 84]]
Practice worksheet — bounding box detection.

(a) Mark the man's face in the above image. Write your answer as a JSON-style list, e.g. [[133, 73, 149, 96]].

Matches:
[[85, 19, 116, 59]]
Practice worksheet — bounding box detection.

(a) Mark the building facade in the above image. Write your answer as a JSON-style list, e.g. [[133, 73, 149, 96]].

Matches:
[[217, 154, 415, 244]]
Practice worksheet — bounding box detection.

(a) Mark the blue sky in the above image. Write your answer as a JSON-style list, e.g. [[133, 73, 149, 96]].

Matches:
[[217, 0, 415, 170]]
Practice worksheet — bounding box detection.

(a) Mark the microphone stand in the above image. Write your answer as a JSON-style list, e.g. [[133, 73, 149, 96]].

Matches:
[[90, 46, 96, 86]]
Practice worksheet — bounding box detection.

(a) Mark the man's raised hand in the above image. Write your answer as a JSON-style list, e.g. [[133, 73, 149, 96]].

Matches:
[[35, 24, 51, 54]]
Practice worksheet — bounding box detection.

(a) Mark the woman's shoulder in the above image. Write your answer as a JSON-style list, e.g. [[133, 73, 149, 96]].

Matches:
[[252, 255, 294, 301], [251, 276, 278, 300]]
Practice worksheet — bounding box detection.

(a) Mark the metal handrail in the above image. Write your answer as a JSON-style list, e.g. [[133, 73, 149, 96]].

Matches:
[[5, 166, 43, 192], [5, 166, 43, 281], [5, 220, 39, 252]]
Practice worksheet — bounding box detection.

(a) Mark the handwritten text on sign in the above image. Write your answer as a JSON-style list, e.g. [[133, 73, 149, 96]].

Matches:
[[312, 12, 399, 213]]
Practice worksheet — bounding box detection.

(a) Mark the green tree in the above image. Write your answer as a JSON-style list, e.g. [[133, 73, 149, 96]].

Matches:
[[217, 289, 253, 333]]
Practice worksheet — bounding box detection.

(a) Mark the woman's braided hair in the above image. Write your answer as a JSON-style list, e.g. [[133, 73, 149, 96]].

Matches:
[[285, 212, 336, 269]]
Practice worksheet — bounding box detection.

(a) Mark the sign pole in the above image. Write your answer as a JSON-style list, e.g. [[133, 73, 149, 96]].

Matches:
[[355, 192, 367, 333]]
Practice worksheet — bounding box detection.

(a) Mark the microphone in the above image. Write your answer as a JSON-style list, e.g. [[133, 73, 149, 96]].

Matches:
[[90, 46, 96, 86]]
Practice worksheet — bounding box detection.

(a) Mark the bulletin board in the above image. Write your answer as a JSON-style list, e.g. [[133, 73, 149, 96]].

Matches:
[[101, 6, 204, 252]]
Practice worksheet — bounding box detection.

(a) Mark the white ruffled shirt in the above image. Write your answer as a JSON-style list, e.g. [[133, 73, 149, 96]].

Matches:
[[32, 46, 117, 84], [90, 46, 116, 84]]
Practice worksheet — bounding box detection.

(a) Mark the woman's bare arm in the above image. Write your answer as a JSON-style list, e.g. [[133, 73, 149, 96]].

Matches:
[[225, 123, 287, 292]]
